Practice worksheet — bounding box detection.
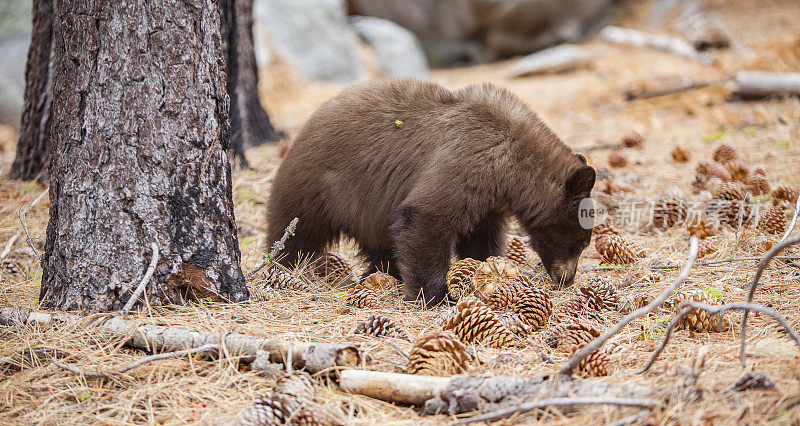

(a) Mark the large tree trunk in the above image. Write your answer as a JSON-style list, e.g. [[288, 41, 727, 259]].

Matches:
[[40, 0, 248, 312], [221, 0, 284, 166], [9, 0, 54, 182]]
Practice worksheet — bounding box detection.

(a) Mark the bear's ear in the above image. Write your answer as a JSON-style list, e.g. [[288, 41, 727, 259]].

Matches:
[[566, 165, 596, 196], [575, 153, 587, 165]]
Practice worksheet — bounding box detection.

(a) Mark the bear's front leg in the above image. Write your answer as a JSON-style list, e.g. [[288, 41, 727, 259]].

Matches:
[[391, 206, 453, 307]]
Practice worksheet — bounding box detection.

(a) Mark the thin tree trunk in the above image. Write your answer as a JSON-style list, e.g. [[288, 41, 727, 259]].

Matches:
[[40, 0, 248, 312], [9, 0, 54, 182], [221, 0, 284, 166]]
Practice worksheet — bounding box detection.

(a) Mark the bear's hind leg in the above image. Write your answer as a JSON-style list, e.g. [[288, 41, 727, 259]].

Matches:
[[456, 213, 507, 261], [391, 206, 453, 306]]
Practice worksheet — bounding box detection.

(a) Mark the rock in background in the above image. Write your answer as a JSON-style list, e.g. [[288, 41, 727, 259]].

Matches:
[[0, 0, 32, 129], [253, 0, 363, 83], [350, 16, 428, 79], [348, 0, 616, 65]]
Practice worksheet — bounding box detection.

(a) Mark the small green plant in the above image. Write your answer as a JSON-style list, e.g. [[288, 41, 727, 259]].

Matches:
[[332, 291, 348, 298], [703, 130, 727, 142], [394, 120, 404, 128], [77, 392, 94, 402], [702, 286, 723, 300], [240, 236, 256, 246]]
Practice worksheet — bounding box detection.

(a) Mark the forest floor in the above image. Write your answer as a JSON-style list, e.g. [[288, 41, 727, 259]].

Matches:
[[2, 0, 800, 424]]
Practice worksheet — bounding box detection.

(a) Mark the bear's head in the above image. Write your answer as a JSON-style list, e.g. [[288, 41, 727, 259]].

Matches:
[[525, 159, 596, 287]]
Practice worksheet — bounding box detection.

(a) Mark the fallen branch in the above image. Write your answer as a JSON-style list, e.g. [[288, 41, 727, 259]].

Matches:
[[599, 26, 710, 63], [781, 195, 800, 243], [734, 71, 800, 99], [741, 235, 800, 366], [0, 232, 20, 260], [452, 397, 659, 425], [624, 79, 726, 101], [121, 242, 159, 314], [560, 237, 699, 378], [17, 188, 48, 261], [246, 217, 298, 278], [52, 344, 220, 377], [581, 255, 800, 271], [640, 301, 800, 373], [0, 307, 361, 374], [337, 370, 653, 412]]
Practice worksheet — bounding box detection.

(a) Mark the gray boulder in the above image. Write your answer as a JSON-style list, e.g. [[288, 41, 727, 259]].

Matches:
[[253, 0, 362, 83], [350, 16, 428, 79], [0, 0, 32, 129]]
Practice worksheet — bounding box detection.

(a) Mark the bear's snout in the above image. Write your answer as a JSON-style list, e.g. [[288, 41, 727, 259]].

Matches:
[[547, 258, 578, 288]]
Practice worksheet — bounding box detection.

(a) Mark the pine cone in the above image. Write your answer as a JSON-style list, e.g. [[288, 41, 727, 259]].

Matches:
[[746, 175, 770, 196], [293, 404, 346, 426], [363, 272, 400, 296], [273, 372, 317, 405], [254, 267, 312, 293], [238, 373, 316, 426], [498, 312, 533, 338], [595, 234, 646, 265], [720, 200, 752, 228], [757, 206, 787, 235], [554, 323, 601, 352], [686, 214, 717, 239], [238, 395, 292, 426], [318, 251, 354, 282], [725, 161, 750, 183], [471, 256, 521, 297], [696, 161, 732, 181], [593, 219, 620, 238], [442, 298, 515, 348], [406, 330, 469, 376], [553, 286, 604, 322], [622, 132, 644, 149], [773, 186, 799, 203], [354, 314, 409, 340], [712, 143, 739, 163], [346, 284, 380, 309], [697, 240, 720, 259], [753, 167, 767, 177], [505, 236, 529, 266], [653, 197, 687, 230], [570, 343, 610, 377], [248, 284, 281, 302], [712, 181, 747, 201], [608, 150, 627, 168], [446, 258, 482, 300], [484, 276, 553, 330], [670, 290, 727, 332], [618, 292, 654, 314], [585, 276, 619, 309], [671, 146, 690, 163]]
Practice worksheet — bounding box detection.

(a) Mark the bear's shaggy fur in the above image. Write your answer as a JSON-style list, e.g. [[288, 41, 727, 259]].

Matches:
[[267, 79, 595, 305]]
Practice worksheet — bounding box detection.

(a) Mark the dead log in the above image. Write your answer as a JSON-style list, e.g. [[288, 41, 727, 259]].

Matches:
[[734, 71, 800, 99], [599, 26, 710, 63], [507, 44, 593, 77], [337, 370, 652, 415], [0, 307, 361, 374], [339, 370, 450, 405]]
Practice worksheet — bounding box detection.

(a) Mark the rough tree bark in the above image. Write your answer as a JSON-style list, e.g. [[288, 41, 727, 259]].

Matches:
[[40, 0, 248, 311], [9, 0, 54, 182], [220, 0, 284, 166]]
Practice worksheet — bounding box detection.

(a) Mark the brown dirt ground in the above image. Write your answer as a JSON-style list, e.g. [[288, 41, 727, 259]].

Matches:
[[2, 0, 800, 424]]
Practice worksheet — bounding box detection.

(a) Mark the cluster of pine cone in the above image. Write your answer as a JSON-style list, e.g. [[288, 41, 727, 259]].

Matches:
[[238, 372, 344, 426]]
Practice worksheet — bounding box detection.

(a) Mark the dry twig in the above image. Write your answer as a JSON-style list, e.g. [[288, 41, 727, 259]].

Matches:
[[781, 195, 800, 243], [121, 242, 160, 314], [17, 188, 48, 260], [559, 237, 699, 378], [0, 232, 20, 260], [52, 344, 220, 377], [451, 397, 659, 425], [245, 217, 298, 278], [741, 234, 800, 366], [641, 301, 800, 373]]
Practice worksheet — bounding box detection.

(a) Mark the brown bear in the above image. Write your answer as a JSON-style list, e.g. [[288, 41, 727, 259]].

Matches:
[[267, 79, 595, 306]]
